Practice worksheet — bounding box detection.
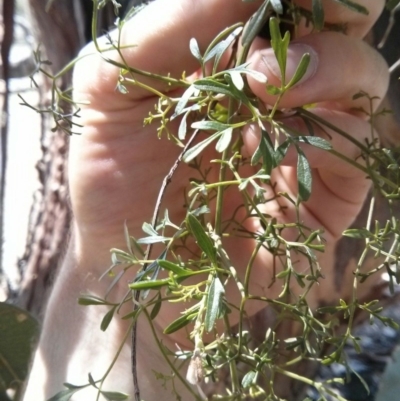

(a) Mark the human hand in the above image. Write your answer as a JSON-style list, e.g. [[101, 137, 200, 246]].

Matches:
[[70, 0, 388, 327], [25, 1, 389, 400]]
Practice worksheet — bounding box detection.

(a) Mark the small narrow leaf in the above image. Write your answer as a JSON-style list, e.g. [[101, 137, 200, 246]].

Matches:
[[150, 293, 162, 320], [78, 295, 107, 306], [173, 85, 197, 117], [297, 149, 312, 201], [215, 127, 233, 153], [163, 309, 198, 334], [205, 277, 225, 332], [189, 38, 202, 62], [142, 222, 158, 236], [270, 0, 283, 13], [193, 79, 234, 97], [101, 306, 116, 332], [101, 391, 129, 400], [178, 109, 189, 140], [136, 236, 170, 244], [123, 221, 133, 255], [296, 136, 332, 150], [242, 0, 270, 48], [47, 388, 82, 401], [183, 131, 222, 163], [342, 228, 373, 239], [129, 278, 170, 290], [191, 120, 229, 132], [230, 71, 244, 90], [242, 370, 257, 388], [285, 53, 311, 89], [158, 260, 191, 276], [332, 0, 369, 14], [186, 213, 217, 263], [312, 0, 325, 30]]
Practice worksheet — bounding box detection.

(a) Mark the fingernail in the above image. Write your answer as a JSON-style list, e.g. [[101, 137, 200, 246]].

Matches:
[[261, 43, 318, 87]]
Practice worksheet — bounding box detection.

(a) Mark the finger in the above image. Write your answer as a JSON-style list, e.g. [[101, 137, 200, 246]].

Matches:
[[74, 0, 260, 101], [293, 0, 385, 38], [247, 31, 389, 112]]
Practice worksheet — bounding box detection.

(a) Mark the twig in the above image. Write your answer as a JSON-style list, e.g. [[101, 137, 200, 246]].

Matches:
[[131, 128, 201, 401]]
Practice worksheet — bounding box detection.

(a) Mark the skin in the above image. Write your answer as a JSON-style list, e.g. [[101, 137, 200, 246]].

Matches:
[[23, 0, 389, 400]]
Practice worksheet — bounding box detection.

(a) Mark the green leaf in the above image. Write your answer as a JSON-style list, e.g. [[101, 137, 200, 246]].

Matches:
[[229, 70, 244, 90], [183, 130, 222, 163], [101, 390, 129, 400], [163, 307, 199, 334], [227, 64, 267, 83], [242, 0, 270, 49], [312, 0, 325, 30], [215, 127, 233, 153], [158, 260, 191, 276], [101, 306, 116, 332], [129, 278, 170, 290], [296, 136, 332, 150], [173, 85, 197, 118], [266, 84, 281, 95], [242, 370, 257, 388], [142, 222, 158, 236], [78, 294, 107, 306], [0, 303, 39, 393], [189, 38, 202, 63], [252, 130, 277, 175], [332, 0, 369, 14], [193, 79, 234, 97], [205, 277, 225, 332], [186, 214, 217, 263], [136, 236, 170, 244], [342, 228, 373, 239], [297, 148, 312, 201], [204, 26, 243, 70], [191, 120, 230, 132], [47, 388, 82, 401], [386, 0, 400, 11], [269, 17, 290, 82], [270, 0, 283, 13], [150, 293, 162, 320], [285, 53, 311, 89]]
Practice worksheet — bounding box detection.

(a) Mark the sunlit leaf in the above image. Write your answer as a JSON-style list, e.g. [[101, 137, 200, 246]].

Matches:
[[205, 277, 225, 332], [216, 127, 233, 153], [173, 85, 197, 118], [194, 79, 234, 97], [183, 130, 222, 162], [270, 0, 283, 13], [136, 236, 170, 244], [189, 38, 202, 63], [191, 120, 230, 131], [186, 213, 217, 263], [242, 370, 257, 388], [230, 71, 244, 90]]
